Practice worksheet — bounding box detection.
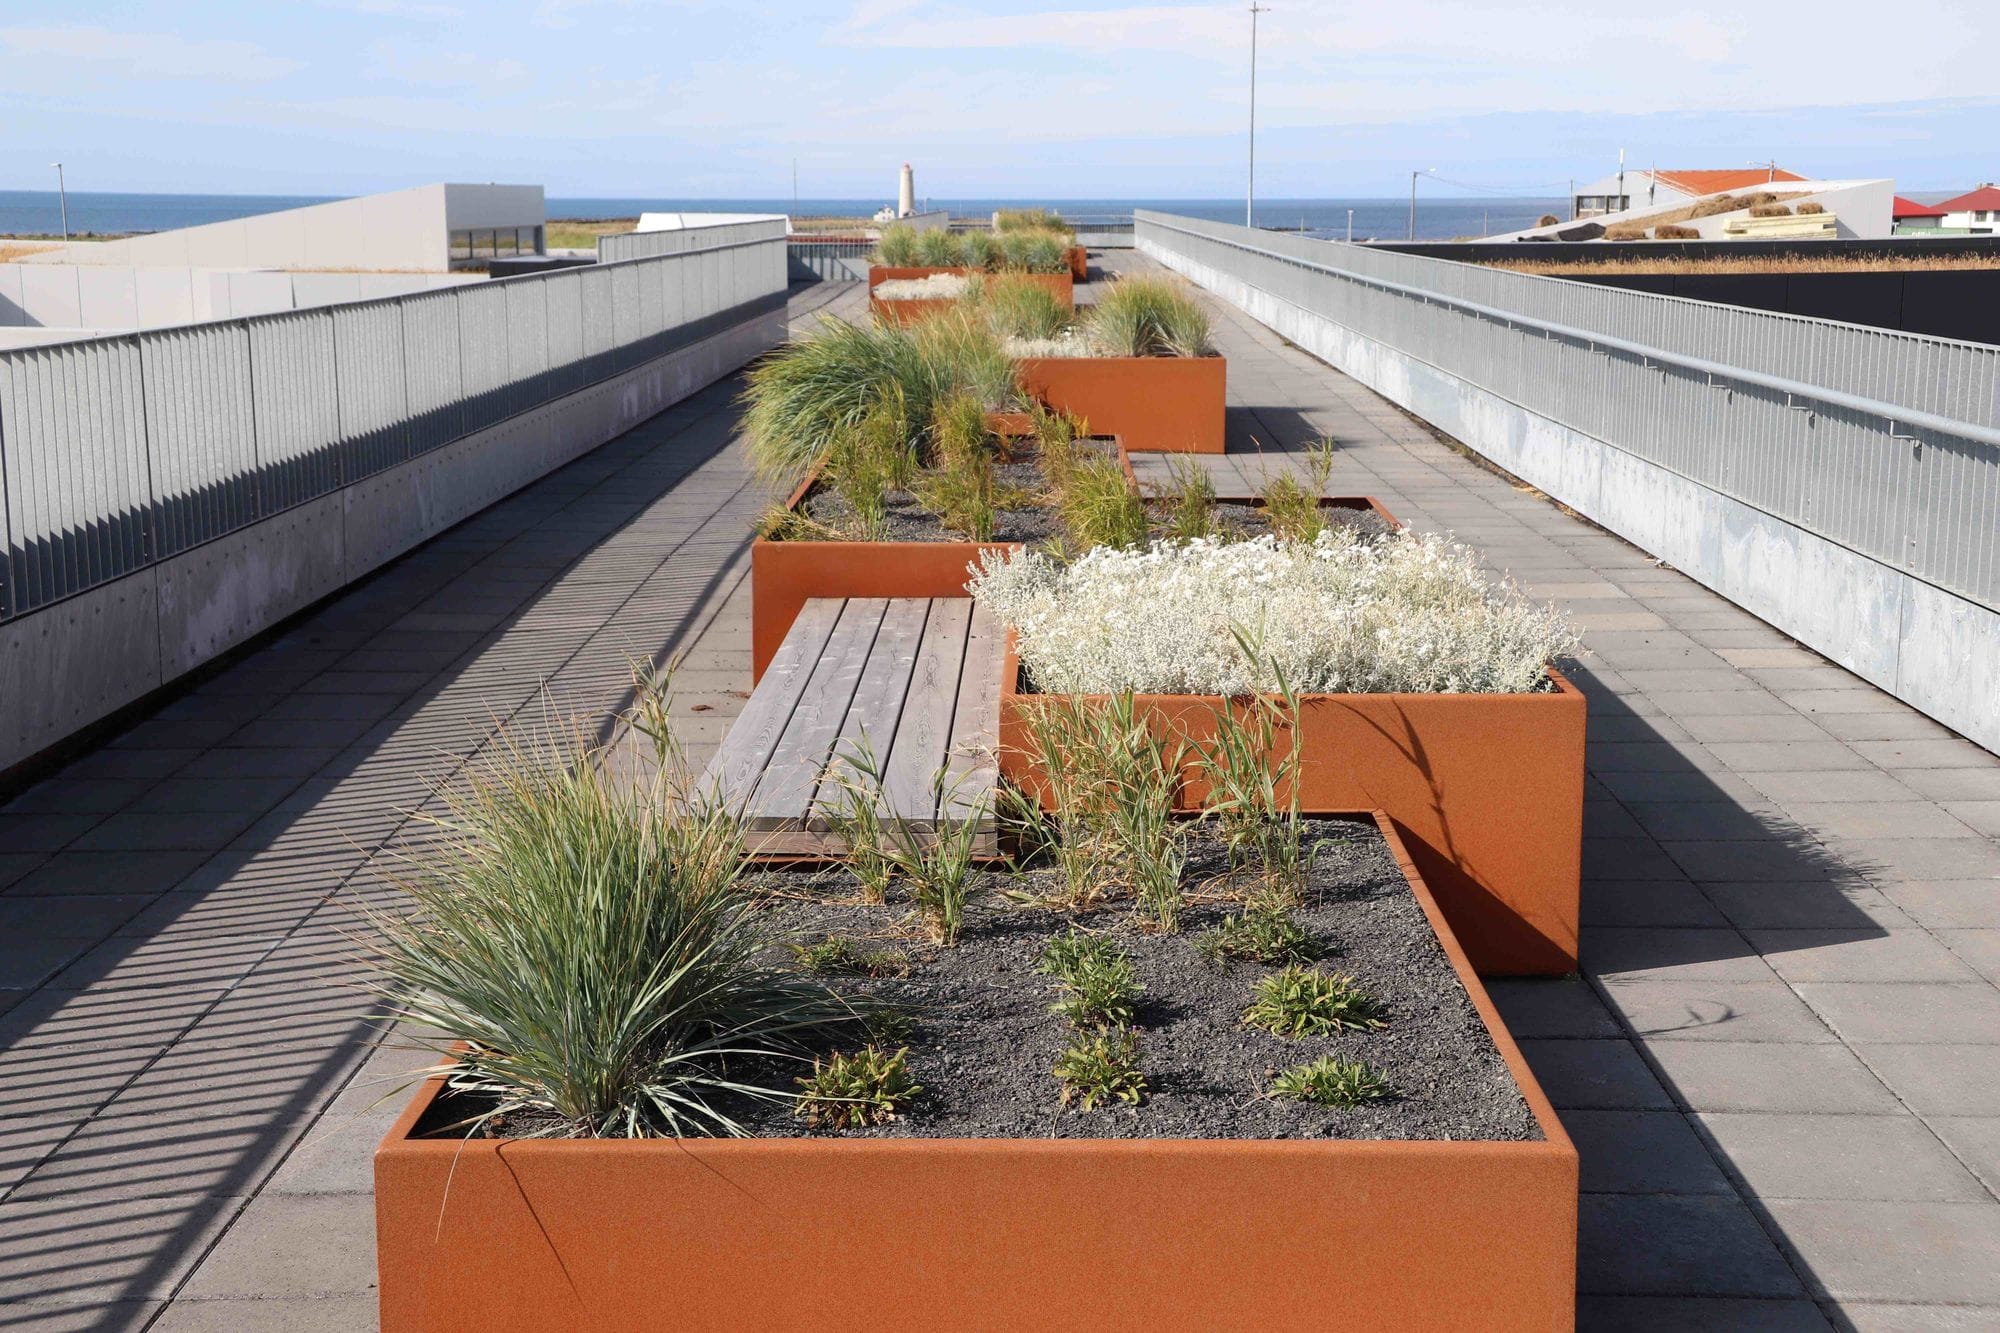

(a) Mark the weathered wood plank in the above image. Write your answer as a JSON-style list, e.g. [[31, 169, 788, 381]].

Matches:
[[943, 600, 1004, 833], [879, 597, 971, 825], [806, 598, 928, 830], [698, 597, 843, 813], [744, 598, 887, 830]]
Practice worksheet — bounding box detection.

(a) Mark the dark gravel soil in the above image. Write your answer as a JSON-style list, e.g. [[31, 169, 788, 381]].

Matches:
[[798, 439, 1117, 546], [1149, 500, 1396, 542], [738, 818, 1540, 1142]]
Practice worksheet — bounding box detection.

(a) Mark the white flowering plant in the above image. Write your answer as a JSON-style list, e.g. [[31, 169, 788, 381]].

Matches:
[[968, 529, 1579, 697]]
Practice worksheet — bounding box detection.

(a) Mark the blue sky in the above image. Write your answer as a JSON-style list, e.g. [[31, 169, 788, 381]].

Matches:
[[1, 1, 1994, 200]]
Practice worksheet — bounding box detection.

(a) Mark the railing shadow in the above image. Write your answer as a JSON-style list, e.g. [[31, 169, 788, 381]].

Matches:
[[0, 359, 767, 1326]]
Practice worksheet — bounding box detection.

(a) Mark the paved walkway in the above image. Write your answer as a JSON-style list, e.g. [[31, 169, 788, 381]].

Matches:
[[1, 258, 1995, 1330]]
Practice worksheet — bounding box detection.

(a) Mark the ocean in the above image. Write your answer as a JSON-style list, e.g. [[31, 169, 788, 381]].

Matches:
[[0, 191, 1566, 245]]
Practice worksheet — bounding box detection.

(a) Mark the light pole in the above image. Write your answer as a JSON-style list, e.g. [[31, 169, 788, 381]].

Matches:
[[1407, 167, 1434, 241], [1246, 3, 1268, 229], [1346, 208, 1354, 242], [50, 162, 68, 242]]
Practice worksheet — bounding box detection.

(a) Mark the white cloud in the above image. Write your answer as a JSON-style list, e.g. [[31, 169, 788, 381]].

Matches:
[[0, 25, 303, 82]]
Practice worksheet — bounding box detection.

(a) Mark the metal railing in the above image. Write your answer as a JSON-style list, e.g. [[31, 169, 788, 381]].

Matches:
[[595, 216, 788, 263], [0, 228, 787, 622], [788, 236, 871, 282], [1136, 210, 2000, 617]]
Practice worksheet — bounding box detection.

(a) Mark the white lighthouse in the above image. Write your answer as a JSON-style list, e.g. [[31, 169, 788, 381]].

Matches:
[[898, 162, 915, 218]]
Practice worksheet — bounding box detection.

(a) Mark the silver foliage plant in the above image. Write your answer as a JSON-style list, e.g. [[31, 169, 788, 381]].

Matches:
[[969, 529, 1579, 696]]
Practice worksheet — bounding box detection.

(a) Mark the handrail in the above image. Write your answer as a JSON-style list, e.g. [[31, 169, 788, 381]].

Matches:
[[1138, 214, 2000, 451]]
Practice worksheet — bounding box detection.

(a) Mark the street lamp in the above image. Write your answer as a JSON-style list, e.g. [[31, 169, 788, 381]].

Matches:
[[50, 162, 68, 243], [1246, 3, 1269, 229], [1408, 167, 1435, 241], [1346, 208, 1354, 242]]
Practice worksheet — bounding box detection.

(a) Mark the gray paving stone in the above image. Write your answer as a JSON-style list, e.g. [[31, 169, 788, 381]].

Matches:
[[1829, 839, 2000, 882], [1646, 1042, 1900, 1113], [1486, 978, 1623, 1038], [1516, 1039, 1674, 1109], [68, 810, 262, 854], [1802, 974, 2000, 1052], [148, 1295, 379, 1332], [1850, 739, 1997, 769], [1703, 882, 1914, 931], [1704, 741, 1872, 773], [1765, 1200, 2000, 1304], [1752, 931, 1982, 984], [1587, 927, 1778, 983], [1579, 1296, 1832, 1330], [0, 1193, 236, 1301], [1695, 1114, 1989, 1202], [1895, 769, 2000, 802], [1584, 879, 1732, 928], [1854, 1045, 2000, 1116], [1928, 1118, 2000, 1196], [1829, 1303, 2000, 1332], [1744, 770, 1926, 804], [1780, 802, 1981, 841], [1938, 930, 2000, 984], [1579, 1194, 1803, 1297], [1564, 1109, 1736, 1195], [1603, 980, 1838, 1044], [176, 1193, 378, 1300]]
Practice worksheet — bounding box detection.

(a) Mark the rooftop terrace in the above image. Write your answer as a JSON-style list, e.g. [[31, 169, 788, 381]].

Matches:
[[1, 254, 1997, 1329]]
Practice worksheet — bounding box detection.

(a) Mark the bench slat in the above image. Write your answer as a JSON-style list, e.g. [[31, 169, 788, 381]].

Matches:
[[880, 598, 972, 825], [743, 598, 888, 830], [943, 600, 1004, 837], [806, 597, 929, 830], [699, 597, 843, 813]]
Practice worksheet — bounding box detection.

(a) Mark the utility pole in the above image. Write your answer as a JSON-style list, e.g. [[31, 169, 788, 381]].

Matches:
[[1408, 167, 1433, 240], [1346, 208, 1354, 242], [50, 162, 68, 242], [1246, 3, 1268, 229], [1616, 146, 1625, 214]]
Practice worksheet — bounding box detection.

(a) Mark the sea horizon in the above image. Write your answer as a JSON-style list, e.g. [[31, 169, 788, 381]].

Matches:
[[0, 189, 1568, 244]]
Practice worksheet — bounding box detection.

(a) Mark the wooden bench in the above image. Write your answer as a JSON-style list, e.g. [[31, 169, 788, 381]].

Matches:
[[701, 597, 1003, 856]]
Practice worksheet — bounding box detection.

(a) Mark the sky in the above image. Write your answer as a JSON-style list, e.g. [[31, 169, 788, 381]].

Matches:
[[1, 1, 1994, 200]]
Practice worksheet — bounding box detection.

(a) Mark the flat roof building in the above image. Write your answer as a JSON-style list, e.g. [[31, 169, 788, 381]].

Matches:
[[1572, 166, 1807, 220]]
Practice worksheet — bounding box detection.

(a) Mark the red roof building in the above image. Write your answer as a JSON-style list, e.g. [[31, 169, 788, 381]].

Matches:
[[1892, 195, 1947, 220], [1651, 167, 1807, 196], [1932, 185, 2000, 214]]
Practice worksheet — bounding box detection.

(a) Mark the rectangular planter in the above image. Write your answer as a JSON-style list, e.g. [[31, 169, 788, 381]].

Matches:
[[752, 443, 1134, 681], [374, 810, 1577, 1332], [1000, 661, 1585, 977], [1068, 244, 1087, 280], [867, 266, 1074, 327], [1018, 353, 1226, 454]]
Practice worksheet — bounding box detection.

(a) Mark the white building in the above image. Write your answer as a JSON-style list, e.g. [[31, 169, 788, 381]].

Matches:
[[1571, 166, 1808, 220], [1929, 185, 2000, 234], [26, 183, 545, 273]]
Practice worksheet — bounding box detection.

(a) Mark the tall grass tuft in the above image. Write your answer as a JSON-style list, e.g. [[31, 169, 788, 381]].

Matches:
[[356, 674, 861, 1139], [959, 230, 1002, 271], [1087, 275, 1212, 357], [874, 224, 919, 267], [744, 313, 1012, 481], [970, 274, 1070, 341], [913, 390, 996, 540], [994, 208, 1073, 239], [915, 227, 963, 267], [1059, 455, 1147, 552]]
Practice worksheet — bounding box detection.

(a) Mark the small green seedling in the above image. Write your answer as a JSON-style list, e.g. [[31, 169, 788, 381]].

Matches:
[[789, 935, 909, 978], [795, 1046, 921, 1129], [1194, 910, 1319, 966], [1269, 1055, 1394, 1107], [1051, 954, 1142, 1029], [1243, 965, 1387, 1036], [1037, 928, 1124, 979], [1054, 1027, 1147, 1110]]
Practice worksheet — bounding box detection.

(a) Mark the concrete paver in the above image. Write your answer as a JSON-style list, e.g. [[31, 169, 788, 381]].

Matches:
[[2, 262, 1996, 1329]]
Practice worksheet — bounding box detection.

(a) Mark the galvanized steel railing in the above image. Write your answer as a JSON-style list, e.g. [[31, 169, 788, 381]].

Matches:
[[1136, 210, 2000, 616], [595, 217, 789, 263], [0, 229, 787, 621]]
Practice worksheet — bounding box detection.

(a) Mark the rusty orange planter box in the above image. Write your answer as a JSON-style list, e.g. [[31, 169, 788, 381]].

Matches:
[[999, 655, 1585, 977], [867, 265, 1074, 327], [751, 444, 1134, 681], [374, 812, 1577, 1332], [1068, 244, 1087, 280], [1018, 354, 1226, 454]]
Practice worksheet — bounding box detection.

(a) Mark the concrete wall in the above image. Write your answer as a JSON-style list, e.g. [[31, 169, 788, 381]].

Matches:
[[26, 184, 543, 273], [1142, 229, 2000, 755], [0, 296, 784, 774]]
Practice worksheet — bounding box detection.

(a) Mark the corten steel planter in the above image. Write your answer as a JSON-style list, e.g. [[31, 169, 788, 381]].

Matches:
[[866, 266, 1074, 327], [1067, 244, 1088, 280], [373, 811, 1578, 1333], [999, 654, 1585, 977], [1017, 354, 1226, 454], [750, 443, 1136, 682]]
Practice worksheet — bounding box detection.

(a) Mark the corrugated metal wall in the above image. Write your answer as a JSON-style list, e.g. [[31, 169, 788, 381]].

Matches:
[[0, 230, 785, 621]]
